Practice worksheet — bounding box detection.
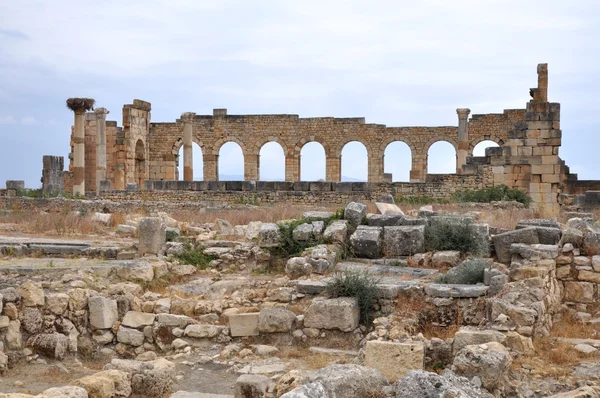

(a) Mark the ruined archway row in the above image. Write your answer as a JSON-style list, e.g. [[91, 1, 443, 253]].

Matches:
[[144, 108, 520, 183]]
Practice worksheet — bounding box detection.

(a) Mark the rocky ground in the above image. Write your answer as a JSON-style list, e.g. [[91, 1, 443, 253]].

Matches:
[[0, 199, 599, 397]]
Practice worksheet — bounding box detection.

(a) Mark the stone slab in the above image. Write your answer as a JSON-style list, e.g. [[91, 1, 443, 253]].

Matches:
[[375, 202, 404, 215], [364, 340, 424, 382], [229, 313, 259, 337]]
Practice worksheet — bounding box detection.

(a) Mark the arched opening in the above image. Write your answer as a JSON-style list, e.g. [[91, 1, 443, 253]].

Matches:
[[427, 141, 456, 174], [384, 141, 412, 182], [218, 142, 244, 180], [259, 142, 285, 181], [134, 139, 145, 187], [177, 142, 204, 180], [473, 140, 500, 156], [341, 141, 368, 182], [300, 142, 326, 181]]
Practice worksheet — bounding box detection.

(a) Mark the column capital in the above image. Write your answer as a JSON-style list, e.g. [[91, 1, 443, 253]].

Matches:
[[94, 107, 109, 119], [456, 108, 471, 119], [181, 112, 196, 122]]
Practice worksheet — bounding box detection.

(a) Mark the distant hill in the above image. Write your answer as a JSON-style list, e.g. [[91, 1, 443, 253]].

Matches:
[[218, 174, 366, 182]]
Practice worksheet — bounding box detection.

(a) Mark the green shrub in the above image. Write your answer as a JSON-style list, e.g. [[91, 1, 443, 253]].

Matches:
[[270, 218, 323, 257], [176, 245, 216, 269], [325, 271, 380, 325], [452, 185, 531, 206], [436, 258, 487, 284], [425, 218, 486, 254], [394, 196, 449, 205], [166, 229, 179, 242]]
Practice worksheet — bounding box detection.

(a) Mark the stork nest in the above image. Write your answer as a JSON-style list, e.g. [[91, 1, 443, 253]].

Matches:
[[66, 98, 96, 112]]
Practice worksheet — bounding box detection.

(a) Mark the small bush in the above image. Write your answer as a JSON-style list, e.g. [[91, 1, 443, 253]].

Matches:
[[270, 218, 323, 257], [425, 219, 486, 254], [166, 229, 179, 242], [325, 271, 380, 325], [176, 245, 216, 269], [395, 195, 449, 205], [436, 258, 487, 284], [452, 185, 531, 206]]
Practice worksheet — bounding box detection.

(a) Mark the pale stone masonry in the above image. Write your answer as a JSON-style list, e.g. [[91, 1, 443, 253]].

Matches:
[[57, 64, 591, 215]]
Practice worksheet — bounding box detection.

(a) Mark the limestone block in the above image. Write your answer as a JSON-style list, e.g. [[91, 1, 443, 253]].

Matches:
[[452, 342, 511, 391], [344, 201, 367, 228], [116, 260, 154, 282], [116, 326, 145, 346], [246, 221, 262, 241], [382, 225, 425, 256], [229, 313, 259, 337], [593, 255, 600, 272], [18, 280, 45, 307], [303, 297, 359, 332], [258, 307, 296, 333], [492, 228, 540, 263], [184, 324, 225, 339], [323, 220, 348, 244], [27, 333, 69, 360], [545, 387, 600, 398], [6, 320, 22, 349], [234, 374, 273, 398], [350, 226, 382, 258], [88, 296, 118, 330], [122, 311, 156, 329], [42, 386, 89, 398], [504, 331, 534, 354], [432, 251, 461, 268], [45, 292, 69, 315], [564, 282, 594, 303], [452, 327, 506, 355], [257, 223, 282, 248], [138, 217, 166, 255], [292, 223, 313, 241], [364, 340, 424, 382]]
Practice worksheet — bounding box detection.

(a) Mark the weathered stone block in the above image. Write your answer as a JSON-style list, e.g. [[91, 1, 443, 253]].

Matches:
[[303, 297, 359, 332], [492, 227, 540, 263], [257, 223, 282, 248], [138, 217, 166, 255], [564, 281, 594, 303], [122, 311, 156, 329], [88, 296, 118, 330], [258, 308, 296, 333], [345, 202, 367, 228], [350, 226, 382, 258], [229, 313, 260, 337], [364, 340, 424, 382], [323, 220, 348, 244], [452, 327, 506, 355], [117, 326, 145, 346], [234, 374, 273, 398], [381, 225, 425, 257]]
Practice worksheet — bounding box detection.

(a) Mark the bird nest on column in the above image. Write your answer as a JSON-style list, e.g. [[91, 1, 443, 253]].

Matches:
[[66, 98, 96, 112]]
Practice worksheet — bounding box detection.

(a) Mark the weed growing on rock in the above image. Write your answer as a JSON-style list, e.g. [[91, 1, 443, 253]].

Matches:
[[425, 219, 486, 254], [326, 271, 380, 325], [436, 258, 487, 284], [176, 244, 216, 269], [452, 184, 531, 206], [270, 218, 324, 257]]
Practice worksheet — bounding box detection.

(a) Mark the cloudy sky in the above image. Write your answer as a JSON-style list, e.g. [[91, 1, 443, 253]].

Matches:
[[1, 0, 599, 186]]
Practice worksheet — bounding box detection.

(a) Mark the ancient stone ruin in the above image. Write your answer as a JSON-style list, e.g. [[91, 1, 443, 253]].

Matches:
[[27, 63, 598, 217], [0, 64, 599, 397]]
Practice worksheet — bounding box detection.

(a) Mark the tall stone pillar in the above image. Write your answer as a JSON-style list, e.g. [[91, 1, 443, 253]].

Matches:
[[245, 154, 259, 181], [204, 154, 218, 181], [286, 155, 300, 181], [181, 112, 196, 181], [537, 63, 548, 102], [67, 98, 95, 195], [42, 156, 64, 194], [456, 108, 471, 174], [95, 108, 109, 193], [326, 156, 341, 182]]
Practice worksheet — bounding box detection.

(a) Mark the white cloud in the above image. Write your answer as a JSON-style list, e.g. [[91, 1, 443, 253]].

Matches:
[[0, 116, 15, 124], [21, 116, 40, 125]]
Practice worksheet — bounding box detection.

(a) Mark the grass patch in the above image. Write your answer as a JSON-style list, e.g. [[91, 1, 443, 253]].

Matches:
[[175, 244, 216, 269], [436, 258, 487, 284], [425, 218, 487, 254], [269, 218, 324, 257], [325, 271, 380, 325], [395, 195, 449, 205], [452, 185, 531, 206]]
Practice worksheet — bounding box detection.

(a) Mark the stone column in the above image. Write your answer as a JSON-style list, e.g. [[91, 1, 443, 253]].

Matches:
[[67, 98, 95, 195], [286, 155, 300, 181], [181, 112, 196, 181], [367, 155, 380, 182], [95, 108, 109, 193], [537, 63, 548, 102], [326, 156, 341, 182], [42, 156, 64, 195], [72, 109, 86, 195], [204, 154, 218, 181], [245, 154, 259, 181], [456, 108, 471, 174], [412, 153, 426, 182]]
